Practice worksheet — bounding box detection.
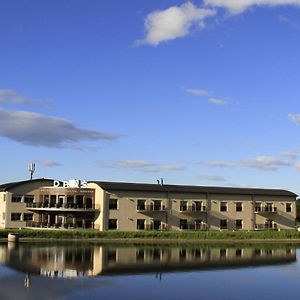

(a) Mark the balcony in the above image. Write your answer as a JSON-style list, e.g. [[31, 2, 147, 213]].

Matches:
[[26, 202, 100, 212], [255, 223, 278, 230], [180, 223, 207, 230], [180, 206, 206, 213], [255, 207, 277, 214], [25, 221, 95, 229], [138, 204, 166, 212], [145, 223, 166, 231]]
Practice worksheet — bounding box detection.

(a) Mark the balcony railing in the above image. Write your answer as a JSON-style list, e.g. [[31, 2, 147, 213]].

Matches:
[[138, 205, 166, 212], [180, 206, 206, 212], [26, 202, 100, 210], [145, 223, 166, 230], [180, 223, 207, 230], [255, 223, 278, 230], [25, 221, 95, 229], [255, 207, 277, 213]]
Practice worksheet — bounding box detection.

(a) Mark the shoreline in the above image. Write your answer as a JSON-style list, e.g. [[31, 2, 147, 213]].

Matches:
[[2, 237, 300, 244]]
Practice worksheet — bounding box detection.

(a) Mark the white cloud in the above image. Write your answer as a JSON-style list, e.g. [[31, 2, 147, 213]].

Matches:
[[38, 160, 62, 167], [204, 0, 300, 14], [0, 108, 119, 148], [137, 2, 216, 46], [279, 151, 298, 160], [184, 88, 231, 106], [278, 15, 300, 29], [208, 97, 230, 106], [97, 160, 186, 172], [0, 89, 37, 105], [204, 161, 236, 167], [244, 156, 292, 170], [288, 113, 300, 125], [202, 154, 293, 171], [294, 161, 300, 171], [184, 88, 210, 96], [197, 174, 226, 181]]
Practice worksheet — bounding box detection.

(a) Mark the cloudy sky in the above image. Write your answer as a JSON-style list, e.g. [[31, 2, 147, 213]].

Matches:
[[1, 0, 300, 193]]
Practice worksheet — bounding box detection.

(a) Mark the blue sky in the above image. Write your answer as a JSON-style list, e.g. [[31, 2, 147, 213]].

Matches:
[[1, 0, 300, 193]]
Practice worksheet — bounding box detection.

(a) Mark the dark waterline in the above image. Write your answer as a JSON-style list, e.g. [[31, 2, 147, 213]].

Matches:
[[0, 242, 298, 300]]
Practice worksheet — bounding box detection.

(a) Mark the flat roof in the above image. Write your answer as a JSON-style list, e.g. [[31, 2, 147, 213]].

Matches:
[[92, 181, 297, 197]]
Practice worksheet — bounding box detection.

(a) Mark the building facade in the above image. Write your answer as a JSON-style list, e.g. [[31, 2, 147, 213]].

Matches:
[[0, 178, 297, 231]]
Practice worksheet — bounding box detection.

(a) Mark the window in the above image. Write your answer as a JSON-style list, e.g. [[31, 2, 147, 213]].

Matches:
[[67, 196, 74, 208], [220, 202, 227, 212], [220, 219, 227, 229], [265, 203, 274, 212], [236, 249, 242, 257], [236, 202, 243, 212], [86, 197, 93, 209], [137, 199, 145, 211], [180, 219, 188, 230], [76, 195, 84, 208], [265, 219, 274, 229], [2, 213, 5, 220], [193, 201, 203, 211], [23, 213, 33, 221], [24, 195, 34, 203], [153, 220, 161, 230], [58, 195, 65, 207], [195, 219, 203, 230], [109, 198, 118, 210], [180, 201, 187, 211], [236, 219, 243, 229], [108, 219, 118, 230], [255, 203, 261, 212], [11, 213, 21, 221], [12, 195, 22, 203], [137, 219, 145, 230], [43, 195, 49, 207], [286, 203, 292, 213], [153, 200, 162, 211]]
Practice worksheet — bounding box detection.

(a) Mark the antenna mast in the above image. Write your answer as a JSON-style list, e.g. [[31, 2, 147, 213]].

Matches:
[[28, 163, 36, 180]]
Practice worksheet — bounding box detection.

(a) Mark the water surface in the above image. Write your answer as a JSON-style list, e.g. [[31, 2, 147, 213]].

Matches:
[[0, 242, 299, 300]]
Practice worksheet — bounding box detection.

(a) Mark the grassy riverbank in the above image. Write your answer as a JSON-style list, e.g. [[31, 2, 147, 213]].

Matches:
[[2, 229, 300, 240]]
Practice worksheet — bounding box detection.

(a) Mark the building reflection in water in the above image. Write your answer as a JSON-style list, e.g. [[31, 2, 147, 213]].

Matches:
[[0, 243, 296, 281]]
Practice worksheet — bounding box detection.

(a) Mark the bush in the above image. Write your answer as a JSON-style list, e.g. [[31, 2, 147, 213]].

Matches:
[[1, 229, 300, 240]]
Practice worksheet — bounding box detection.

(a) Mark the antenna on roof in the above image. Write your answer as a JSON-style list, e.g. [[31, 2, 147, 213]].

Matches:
[[28, 163, 36, 180], [157, 178, 164, 185]]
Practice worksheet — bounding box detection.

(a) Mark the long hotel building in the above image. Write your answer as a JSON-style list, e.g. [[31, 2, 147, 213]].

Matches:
[[0, 178, 297, 231]]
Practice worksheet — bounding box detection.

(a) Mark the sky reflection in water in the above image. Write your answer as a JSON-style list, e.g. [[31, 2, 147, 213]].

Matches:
[[0, 243, 298, 300]]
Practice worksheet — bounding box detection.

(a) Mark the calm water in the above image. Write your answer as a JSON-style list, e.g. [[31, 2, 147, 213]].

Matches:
[[0, 242, 299, 300]]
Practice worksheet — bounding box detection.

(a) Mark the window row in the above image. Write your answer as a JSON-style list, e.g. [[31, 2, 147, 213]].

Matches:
[[108, 219, 165, 230], [109, 198, 205, 212], [10, 213, 33, 221], [39, 195, 94, 209], [220, 219, 243, 229], [11, 194, 34, 203], [109, 198, 292, 213], [220, 202, 243, 212]]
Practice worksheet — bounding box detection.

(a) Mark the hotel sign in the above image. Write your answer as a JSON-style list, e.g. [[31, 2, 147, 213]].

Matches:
[[53, 179, 88, 188]]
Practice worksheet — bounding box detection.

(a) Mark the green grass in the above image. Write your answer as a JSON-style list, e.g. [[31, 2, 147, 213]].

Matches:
[[1, 229, 300, 240]]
